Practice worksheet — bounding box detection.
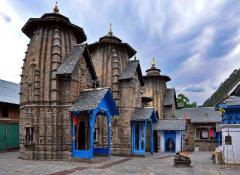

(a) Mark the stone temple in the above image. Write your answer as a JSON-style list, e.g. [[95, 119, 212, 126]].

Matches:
[[19, 4, 184, 160]]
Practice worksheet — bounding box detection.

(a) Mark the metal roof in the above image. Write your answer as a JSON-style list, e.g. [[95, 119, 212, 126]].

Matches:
[[0, 79, 20, 105], [216, 96, 240, 110], [176, 107, 221, 123], [153, 119, 185, 131]]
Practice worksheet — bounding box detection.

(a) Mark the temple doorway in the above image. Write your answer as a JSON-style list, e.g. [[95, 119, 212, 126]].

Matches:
[[93, 113, 109, 156], [164, 131, 176, 152]]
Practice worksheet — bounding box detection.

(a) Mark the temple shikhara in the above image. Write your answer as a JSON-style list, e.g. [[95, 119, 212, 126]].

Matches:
[[19, 4, 184, 160]]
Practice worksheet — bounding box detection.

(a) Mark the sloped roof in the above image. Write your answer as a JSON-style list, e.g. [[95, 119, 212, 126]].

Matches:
[[22, 13, 86, 44], [153, 119, 185, 131], [56, 44, 97, 80], [176, 107, 221, 123], [0, 80, 20, 105], [69, 88, 118, 115], [219, 96, 240, 107], [228, 82, 240, 96], [70, 88, 108, 112], [119, 60, 144, 86], [131, 107, 157, 122], [203, 69, 240, 107], [163, 88, 176, 106], [88, 35, 136, 58]]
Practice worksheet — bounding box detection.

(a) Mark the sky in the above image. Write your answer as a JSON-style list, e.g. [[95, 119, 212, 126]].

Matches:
[[0, 0, 240, 105]]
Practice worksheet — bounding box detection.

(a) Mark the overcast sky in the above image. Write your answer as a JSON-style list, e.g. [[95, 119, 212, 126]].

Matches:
[[0, 0, 240, 105]]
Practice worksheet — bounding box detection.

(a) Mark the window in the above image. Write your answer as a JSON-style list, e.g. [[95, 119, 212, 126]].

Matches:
[[200, 129, 208, 139], [185, 138, 189, 145], [25, 127, 34, 143], [0, 105, 8, 118]]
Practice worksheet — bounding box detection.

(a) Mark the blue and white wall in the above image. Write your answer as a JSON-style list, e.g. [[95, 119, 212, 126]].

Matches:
[[160, 131, 183, 152]]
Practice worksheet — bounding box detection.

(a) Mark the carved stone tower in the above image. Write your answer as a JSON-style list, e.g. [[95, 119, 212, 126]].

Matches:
[[143, 58, 171, 119], [19, 5, 87, 160], [88, 24, 136, 106], [88, 25, 139, 155]]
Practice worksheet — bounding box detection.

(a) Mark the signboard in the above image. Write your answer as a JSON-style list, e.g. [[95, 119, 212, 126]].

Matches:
[[225, 135, 232, 145]]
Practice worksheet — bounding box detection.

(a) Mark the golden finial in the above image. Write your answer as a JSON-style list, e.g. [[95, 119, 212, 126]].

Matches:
[[108, 23, 113, 36], [151, 57, 156, 68], [53, 1, 59, 13]]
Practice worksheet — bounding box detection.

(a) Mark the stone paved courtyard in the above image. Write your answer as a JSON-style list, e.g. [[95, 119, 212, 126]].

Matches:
[[0, 151, 239, 175]]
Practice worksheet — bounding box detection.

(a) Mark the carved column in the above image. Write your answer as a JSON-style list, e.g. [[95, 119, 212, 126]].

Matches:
[[112, 49, 120, 106]]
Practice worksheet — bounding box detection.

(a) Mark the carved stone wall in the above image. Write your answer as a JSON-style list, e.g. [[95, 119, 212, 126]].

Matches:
[[89, 44, 129, 106], [111, 74, 142, 155], [163, 105, 176, 119], [143, 77, 166, 119], [89, 35, 138, 155]]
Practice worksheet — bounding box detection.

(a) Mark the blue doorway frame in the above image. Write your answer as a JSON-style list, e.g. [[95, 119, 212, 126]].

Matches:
[[70, 88, 118, 160], [164, 131, 176, 152], [71, 109, 111, 159], [131, 108, 158, 155], [131, 121, 154, 155]]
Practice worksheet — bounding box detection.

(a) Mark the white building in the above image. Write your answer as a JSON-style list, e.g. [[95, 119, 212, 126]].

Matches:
[[217, 83, 240, 164], [153, 119, 185, 152]]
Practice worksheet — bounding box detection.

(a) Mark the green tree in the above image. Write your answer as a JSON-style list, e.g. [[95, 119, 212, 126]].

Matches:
[[177, 93, 197, 108]]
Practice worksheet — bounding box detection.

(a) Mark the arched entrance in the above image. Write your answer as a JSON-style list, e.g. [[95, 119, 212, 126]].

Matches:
[[71, 109, 111, 159], [164, 131, 176, 152], [93, 111, 110, 156], [70, 88, 118, 159]]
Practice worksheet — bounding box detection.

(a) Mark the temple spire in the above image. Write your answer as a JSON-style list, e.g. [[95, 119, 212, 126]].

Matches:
[[53, 1, 59, 13], [151, 57, 156, 68], [108, 23, 113, 36]]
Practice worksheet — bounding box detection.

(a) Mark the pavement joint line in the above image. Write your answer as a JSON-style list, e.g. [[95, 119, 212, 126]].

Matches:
[[47, 169, 75, 175], [96, 157, 132, 169], [47, 167, 89, 175], [154, 155, 175, 159], [70, 166, 89, 171]]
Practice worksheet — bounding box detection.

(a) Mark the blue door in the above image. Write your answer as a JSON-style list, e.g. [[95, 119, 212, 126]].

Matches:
[[132, 121, 146, 154], [164, 131, 176, 152]]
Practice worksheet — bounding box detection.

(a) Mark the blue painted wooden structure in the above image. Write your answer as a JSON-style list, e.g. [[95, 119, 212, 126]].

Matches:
[[216, 99, 240, 146], [164, 131, 176, 152], [217, 103, 240, 124], [131, 109, 157, 155], [70, 89, 118, 159]]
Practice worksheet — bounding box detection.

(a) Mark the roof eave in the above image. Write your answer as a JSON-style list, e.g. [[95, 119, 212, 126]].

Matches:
[[22, 17, 87, 43]]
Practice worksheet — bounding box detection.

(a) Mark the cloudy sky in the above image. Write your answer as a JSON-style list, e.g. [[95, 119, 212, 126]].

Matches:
[[0, 0, 240, 105]]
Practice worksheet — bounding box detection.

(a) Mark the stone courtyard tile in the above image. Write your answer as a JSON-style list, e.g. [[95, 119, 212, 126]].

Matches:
[[1, 151, 240, 175]]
